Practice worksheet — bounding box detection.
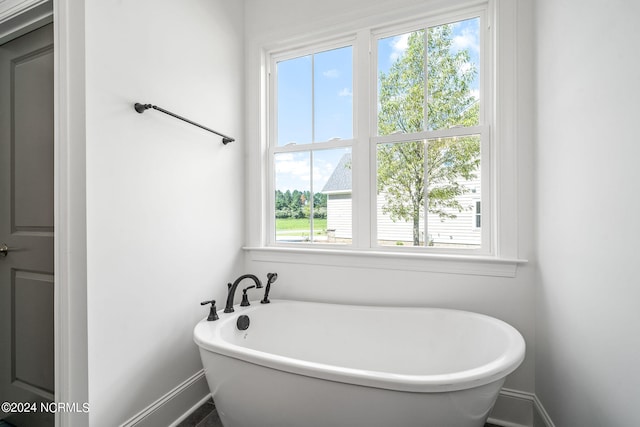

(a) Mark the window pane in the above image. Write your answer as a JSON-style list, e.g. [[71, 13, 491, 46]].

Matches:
[[376, 141, 426, 246], [317, 148, 352, 244], [275, 148, 352, 244], [376, 135, 481, 248], [426, 18, 480, 130], [277, 56, 312, 145], [377, 31, 425, 136], [314, 46, 353, 142], [377, 18, 481, 135], [426, 135, 481, 248], [275, 152, 311, 241]]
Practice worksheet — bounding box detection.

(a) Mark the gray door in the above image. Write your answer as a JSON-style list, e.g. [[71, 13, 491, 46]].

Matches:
[[0, 23, 54, 427]]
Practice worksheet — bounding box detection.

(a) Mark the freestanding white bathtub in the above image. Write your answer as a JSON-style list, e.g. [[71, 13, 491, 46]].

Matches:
[[193, 299, 525, 427]]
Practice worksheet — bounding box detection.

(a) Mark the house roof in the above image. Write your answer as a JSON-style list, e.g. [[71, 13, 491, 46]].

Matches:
[[322, 153, 352, 194]]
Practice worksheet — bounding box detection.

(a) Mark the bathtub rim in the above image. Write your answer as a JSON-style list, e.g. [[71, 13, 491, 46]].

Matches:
[[193, 299, 525, 393]]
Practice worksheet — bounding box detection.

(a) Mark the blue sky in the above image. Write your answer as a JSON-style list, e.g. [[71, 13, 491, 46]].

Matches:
[[277, 46, 353, 145], [275, 18, 479, 193], [276, 46, 353, 192], [377, 18, 481, 108]]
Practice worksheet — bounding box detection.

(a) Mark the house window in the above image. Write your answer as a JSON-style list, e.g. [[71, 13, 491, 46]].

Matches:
[[267, 5, 492, 255], [475, 200, 481, 229], [374, 16, 487, 250], [270, 44, 354, 244]]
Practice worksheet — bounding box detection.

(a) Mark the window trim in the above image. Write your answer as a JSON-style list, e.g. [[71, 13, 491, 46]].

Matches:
[[370, 127, 490, 256], [245, 246, 525, 277], [244, 0, 527, 276], [267, 37, 356, 247], [368, 8, 492, 255]]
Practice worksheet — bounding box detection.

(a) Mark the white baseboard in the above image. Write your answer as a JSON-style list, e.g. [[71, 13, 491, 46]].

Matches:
[[119, 374, 557, 427], [119, 370, 210, 427], [487, 388, 555, 427], [169, 393, 212, 427], [531, 392, 556, 427]]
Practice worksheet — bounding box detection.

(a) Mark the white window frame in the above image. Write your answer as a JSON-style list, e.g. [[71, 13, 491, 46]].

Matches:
[[267, 37, 356, 247], [244, 0, 526, 277]]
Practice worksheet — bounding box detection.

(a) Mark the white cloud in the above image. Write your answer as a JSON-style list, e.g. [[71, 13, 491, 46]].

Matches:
[[275, 151, 348, 191], [276, 153, 307, 173], [389, 33, 410, 62], [451, 28, 479, 53], [275, 153, 310, 190], [323, 69, 340, 78], [338, 87, 353, 97], [313, 160, 336, 189]]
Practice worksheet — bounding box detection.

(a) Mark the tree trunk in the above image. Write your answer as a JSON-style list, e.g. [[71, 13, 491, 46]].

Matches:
[[413, 209, 420, 246]]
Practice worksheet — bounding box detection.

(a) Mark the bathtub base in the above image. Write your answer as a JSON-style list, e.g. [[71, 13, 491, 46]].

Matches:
[[200, 350, 504, 427]]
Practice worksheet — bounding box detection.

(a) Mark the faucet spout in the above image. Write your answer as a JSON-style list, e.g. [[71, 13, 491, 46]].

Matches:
[[224, 274, 263, 313]]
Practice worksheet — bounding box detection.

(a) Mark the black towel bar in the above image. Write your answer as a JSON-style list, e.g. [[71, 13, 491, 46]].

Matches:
[[134, 102, 234, 145]]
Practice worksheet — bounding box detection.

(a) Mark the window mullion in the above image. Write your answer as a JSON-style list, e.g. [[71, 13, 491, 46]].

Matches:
[[423, 28, 429, 132], [272, 138, 354, 154], [423, 28, 429, 248], [423, 139, 429, 247], [371, 126, 487, 145], [267, 59, 277, 246], [310, 150, 315, 242], [310, 53, 315, 242], [311, 53, 315, 143], [353, 29, 371, 249]]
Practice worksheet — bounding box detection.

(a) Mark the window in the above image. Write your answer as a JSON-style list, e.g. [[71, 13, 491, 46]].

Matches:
[[265, 4, 495, 256], [271, 44, 354, 244], [374, 18, 488, 251]]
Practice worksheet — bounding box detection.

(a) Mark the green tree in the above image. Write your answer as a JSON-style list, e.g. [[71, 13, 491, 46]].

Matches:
[[377, 25, 480, 245]]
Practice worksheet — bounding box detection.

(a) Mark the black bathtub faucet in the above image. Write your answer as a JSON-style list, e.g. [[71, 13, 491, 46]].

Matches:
[[200, 300, 219, 321], [261, 272, 278, 304], [225, 274, 263, 313], [240, 285, 256, 307]]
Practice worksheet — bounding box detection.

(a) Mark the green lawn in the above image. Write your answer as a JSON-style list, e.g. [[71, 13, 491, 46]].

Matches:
[[276, 218, 327, 235]]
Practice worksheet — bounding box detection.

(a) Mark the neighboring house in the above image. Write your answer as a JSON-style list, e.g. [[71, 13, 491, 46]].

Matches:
[[322, 153, 481, 247], [321, 153, 353, 241]]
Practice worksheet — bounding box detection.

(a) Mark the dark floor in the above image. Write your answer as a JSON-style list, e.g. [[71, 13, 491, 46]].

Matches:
[[176, 398, 501, 427], [176, 398, 223, 427]]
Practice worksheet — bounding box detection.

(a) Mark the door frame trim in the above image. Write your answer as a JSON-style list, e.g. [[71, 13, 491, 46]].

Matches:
[[52, 1, 89, 426], [1, 1, 88, 426], [0, 0, 52, 45]]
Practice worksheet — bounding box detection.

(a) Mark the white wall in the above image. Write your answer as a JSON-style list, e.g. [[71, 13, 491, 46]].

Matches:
[[83, 1, 244, 425], [244, 0, 536, 396], [535, 1, 640, 425]]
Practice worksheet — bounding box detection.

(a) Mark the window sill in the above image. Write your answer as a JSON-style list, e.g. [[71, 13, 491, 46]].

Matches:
[[243, 247, 527, 278]]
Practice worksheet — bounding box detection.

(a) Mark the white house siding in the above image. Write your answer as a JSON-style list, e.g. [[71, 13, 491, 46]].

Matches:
[[326, 177, 481, 247], [326, 193, 420, 244], [376, 193, 418, 244], [326, 193, 352, 239], [427, 177, 481, 246]]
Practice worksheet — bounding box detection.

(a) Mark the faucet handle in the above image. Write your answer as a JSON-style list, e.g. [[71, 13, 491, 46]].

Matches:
[[240, 285, 256, 307], [200, 300, 219, 321]]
